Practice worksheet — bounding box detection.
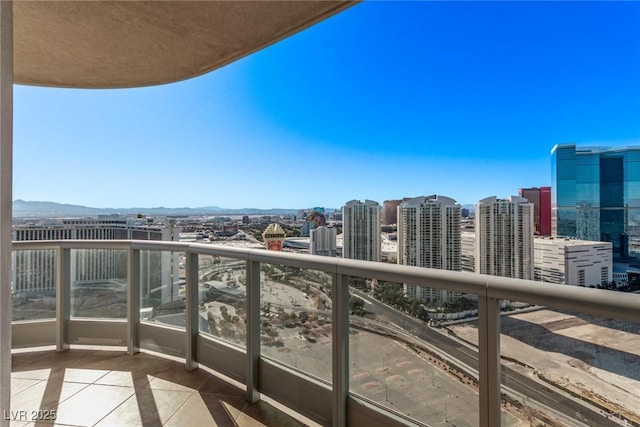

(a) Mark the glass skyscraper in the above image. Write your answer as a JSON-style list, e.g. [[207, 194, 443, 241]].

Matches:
[[551, 144, 640, 265]]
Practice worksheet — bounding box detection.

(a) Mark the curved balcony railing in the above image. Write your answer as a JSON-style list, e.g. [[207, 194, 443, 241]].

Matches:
[[10, 240, 640, 427]]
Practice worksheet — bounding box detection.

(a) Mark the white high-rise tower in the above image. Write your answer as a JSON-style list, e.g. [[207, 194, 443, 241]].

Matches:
[[397, 195, 461, 305], [342, 199, 381, 262], [475, 196, 534, 280]]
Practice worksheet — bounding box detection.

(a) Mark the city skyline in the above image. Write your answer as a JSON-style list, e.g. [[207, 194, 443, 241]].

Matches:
[[13, 1, 640, 209], [5, 4, 640, 427]]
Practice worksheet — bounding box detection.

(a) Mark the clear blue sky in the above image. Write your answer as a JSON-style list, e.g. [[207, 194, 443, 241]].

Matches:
[[13, 1, 640, 210]]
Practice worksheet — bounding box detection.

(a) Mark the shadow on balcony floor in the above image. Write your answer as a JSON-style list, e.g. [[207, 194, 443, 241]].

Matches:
[[10, 348, 317, 426]]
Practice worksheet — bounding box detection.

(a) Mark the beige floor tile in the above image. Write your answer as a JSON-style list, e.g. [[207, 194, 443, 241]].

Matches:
[[9, 419, 29, 427], [11, 379, 88, 411], [11, 369, 52, 381], [106, 354, 173, 376], [58, 368, 110, 384], [93, 370, 152, 388], [6, 412, 31, 427], [26, 368, 65, 384], [68, 352, 132, 371], [148, 363, 212, 391], [198, 374, 246, 398], [95, 388, 194, 427], [234, 414, 268, 427], [163, 393, 246, 427], [53, 384, 135, 426], [145, 376, 195, 393], [11, 378, 41, 396], [27, 421, 56, 427], [12, 351, 88, 371], [209, 394, 247, 421], [237, 400, 306, 427], [11, 350, 314, 427]]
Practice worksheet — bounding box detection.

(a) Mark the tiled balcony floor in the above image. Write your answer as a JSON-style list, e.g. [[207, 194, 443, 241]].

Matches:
[[10, 348, 318, 427]]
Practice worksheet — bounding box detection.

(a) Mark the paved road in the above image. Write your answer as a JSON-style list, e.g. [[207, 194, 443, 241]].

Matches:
[[352, 289, 620, 427]]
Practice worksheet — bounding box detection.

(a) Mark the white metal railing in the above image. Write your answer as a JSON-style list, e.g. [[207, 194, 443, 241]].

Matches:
[[11, 240, 640, 427]]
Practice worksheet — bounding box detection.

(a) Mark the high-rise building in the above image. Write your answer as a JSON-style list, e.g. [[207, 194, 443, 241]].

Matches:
[[382, 200, 402, 225], [475, 196, 534, 280], [551, 144, 640, 265], [296, 209, 308, 222], [12, 216, 181, 304], [463, 229, 613, 286], [342, 199, 381, 262], [533, 237, 612, 286], [299, 221, 313, 238], [310, 226, 337, 257], [397, 195, 461, 304], [308, 212, 336, 257], [460, 230, 475, 273], [519, 187, 551, 236], [382, 198, 414, 225], [298, 208, 326, 237]]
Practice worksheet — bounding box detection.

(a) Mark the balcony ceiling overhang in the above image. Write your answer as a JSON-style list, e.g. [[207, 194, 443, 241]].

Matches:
[[13, 0, 357, 89]]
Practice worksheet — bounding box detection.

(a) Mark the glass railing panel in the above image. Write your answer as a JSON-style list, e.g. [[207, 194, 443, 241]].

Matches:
[[198, 255, 247, 349], [12, 249, 57, 321], [349, 278, 480, 426], [442, 298, 532, 426], [140, 250, 184, 326], [260, 264, 332, 383], [496, 302, 640, 427], [70, 249, 127, 318]]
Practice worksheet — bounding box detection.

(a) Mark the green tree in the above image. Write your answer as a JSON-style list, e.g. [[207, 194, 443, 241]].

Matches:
[[349, 277, 368, 291], [349, 296, 366, 316], [374, 281, 406, 308]]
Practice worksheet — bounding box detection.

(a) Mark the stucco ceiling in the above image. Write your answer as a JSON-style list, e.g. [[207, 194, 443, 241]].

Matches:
[[13, 1, 356, 89]]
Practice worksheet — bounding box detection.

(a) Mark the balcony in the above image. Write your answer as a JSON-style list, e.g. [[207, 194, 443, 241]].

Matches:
[[11, 347, 311, 426], [9, 240, 640, 427]]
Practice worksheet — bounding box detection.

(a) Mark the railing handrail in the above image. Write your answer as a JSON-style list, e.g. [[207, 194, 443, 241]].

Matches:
[[12, 239, 640, 322]]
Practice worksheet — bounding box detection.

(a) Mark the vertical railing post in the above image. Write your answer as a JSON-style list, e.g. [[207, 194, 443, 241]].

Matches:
[[127, 246, 140, 355], [56, 246, 71, 352], [478, 294, 501, 427], [246, 260, 261, 403], [332, 273, 349, 427], [0, 2, 12, 424], [185, 251, 199, 370]]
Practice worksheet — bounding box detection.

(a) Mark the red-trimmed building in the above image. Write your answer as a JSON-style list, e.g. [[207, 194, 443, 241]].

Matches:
[[519, 186, 551, 236]]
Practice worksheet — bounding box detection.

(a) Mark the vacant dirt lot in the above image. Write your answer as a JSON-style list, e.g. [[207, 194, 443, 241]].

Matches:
[[448, 308, 640, 424]]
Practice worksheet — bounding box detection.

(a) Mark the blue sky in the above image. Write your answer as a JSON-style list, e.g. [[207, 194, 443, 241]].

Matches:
[[13, 1, 640, 210]]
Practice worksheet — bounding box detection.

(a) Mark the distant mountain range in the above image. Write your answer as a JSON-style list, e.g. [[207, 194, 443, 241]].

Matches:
[[13, 200, 299, 218], [13, 200, 473, 219]]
